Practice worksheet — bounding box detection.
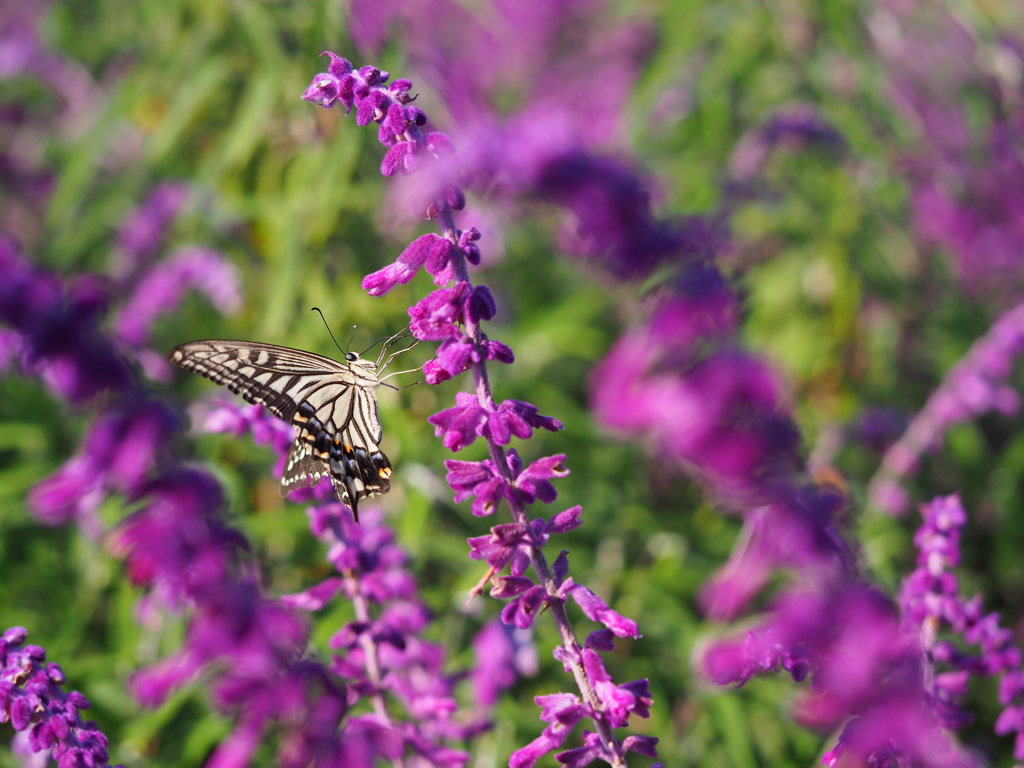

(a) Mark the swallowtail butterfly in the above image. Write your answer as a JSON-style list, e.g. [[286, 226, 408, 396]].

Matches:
[[168, 339, 392, 521]]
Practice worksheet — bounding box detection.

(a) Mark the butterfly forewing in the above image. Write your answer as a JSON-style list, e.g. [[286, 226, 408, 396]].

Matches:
[[168, 339, 391, 520]]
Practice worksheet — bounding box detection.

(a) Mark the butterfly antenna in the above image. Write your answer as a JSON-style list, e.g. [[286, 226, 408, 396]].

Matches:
[[311, 307, 349, 354]]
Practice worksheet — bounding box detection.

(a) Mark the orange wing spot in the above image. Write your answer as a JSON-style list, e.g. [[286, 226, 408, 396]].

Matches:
[[294, 414, 308, 423], [343, 444, 353, 452], [378, 467, 392, 479], [333, 435, 341, 444], [318, 451, 331, 459]]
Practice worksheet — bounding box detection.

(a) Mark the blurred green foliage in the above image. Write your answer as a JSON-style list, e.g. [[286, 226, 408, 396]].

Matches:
[[3, 0, 1024, 766]]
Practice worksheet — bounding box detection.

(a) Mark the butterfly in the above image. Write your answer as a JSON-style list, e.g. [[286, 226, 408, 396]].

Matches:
[[168, 339, 402, 521]]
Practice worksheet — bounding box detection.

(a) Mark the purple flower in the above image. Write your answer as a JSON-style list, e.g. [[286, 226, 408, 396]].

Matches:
[[112, 183, 189, 275], [430, 391, 563, 452], [870, 301, 1024, 514], [115, 246, 241, 347], [0, 238, 131, 402], [0, 626, 123, 768], [28, 398, 178, 530]]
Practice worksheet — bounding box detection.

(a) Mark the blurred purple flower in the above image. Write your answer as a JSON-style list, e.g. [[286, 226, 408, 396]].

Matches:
[[869, 300, 1024, 514], [115, 246, 242, 347], [0, 237, 131, 402], [28, 398, 178, 531], [872, 1, 1024, 297], [0, 626, 123, 768], [728, 105, 845, 182], [111, 183, 189, 277]]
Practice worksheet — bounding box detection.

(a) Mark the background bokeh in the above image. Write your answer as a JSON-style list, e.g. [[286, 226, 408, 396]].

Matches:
[[3, 0, 1024, 765]]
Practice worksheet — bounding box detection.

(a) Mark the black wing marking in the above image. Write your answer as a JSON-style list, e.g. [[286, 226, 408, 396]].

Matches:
[[168, 340, 350, 423], [169, 339, 391, 521]]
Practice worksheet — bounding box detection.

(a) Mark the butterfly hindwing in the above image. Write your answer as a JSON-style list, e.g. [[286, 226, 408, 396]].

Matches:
[[169, 339, 391, 521]]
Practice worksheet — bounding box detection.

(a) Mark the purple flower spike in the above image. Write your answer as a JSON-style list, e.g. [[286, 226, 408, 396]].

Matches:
[[305, 51, 653, 767]]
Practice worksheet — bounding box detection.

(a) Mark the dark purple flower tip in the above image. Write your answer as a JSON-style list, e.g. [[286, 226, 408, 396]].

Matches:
[[445, 458, 508, 516], [458, 227, 482, 265], [568, 584, 640, 638], [585, 629, 617, 652], [554, 730, 606, 768], [424, 235, 457, 279], [388, 77, 412, 96], [552, 550, 570, 585], [358, 65, 386, 85], [501, 584, 548, 629], [490, 576, 536, 599], [3, 626, 28, 645], [468, 285, 496, 323], [446, 184, 467, 211], [489, 400, 565, 445], [546, 505, 583, 534], [622, 734, 659, 758], [409, 282, 470, 341], [404, 106, 427, 126], [379, 104, 408, 147], [483, 339, 515, 364], [356, 88, 391, 127]]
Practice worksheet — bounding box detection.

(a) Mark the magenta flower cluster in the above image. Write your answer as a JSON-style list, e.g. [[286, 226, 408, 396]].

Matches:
[[0, 211, 344, 767], [304, 52, 657, 767], [207, 402, 480, 764], [899, 495, 1024, 759], [0, 627, 120, 768]]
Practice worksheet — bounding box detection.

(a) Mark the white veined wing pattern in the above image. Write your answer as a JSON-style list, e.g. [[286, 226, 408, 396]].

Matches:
[[167, 339, 392, 521]]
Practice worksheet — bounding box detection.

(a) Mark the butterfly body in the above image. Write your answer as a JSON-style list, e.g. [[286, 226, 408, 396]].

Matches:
[[168, 340, 391, 520]]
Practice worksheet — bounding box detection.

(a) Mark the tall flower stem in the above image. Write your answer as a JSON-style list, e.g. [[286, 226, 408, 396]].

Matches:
[[437, 200, 629, 766]]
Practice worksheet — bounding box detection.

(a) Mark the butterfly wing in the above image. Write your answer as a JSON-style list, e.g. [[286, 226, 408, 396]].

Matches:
[[169, 340, 391, 520]]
